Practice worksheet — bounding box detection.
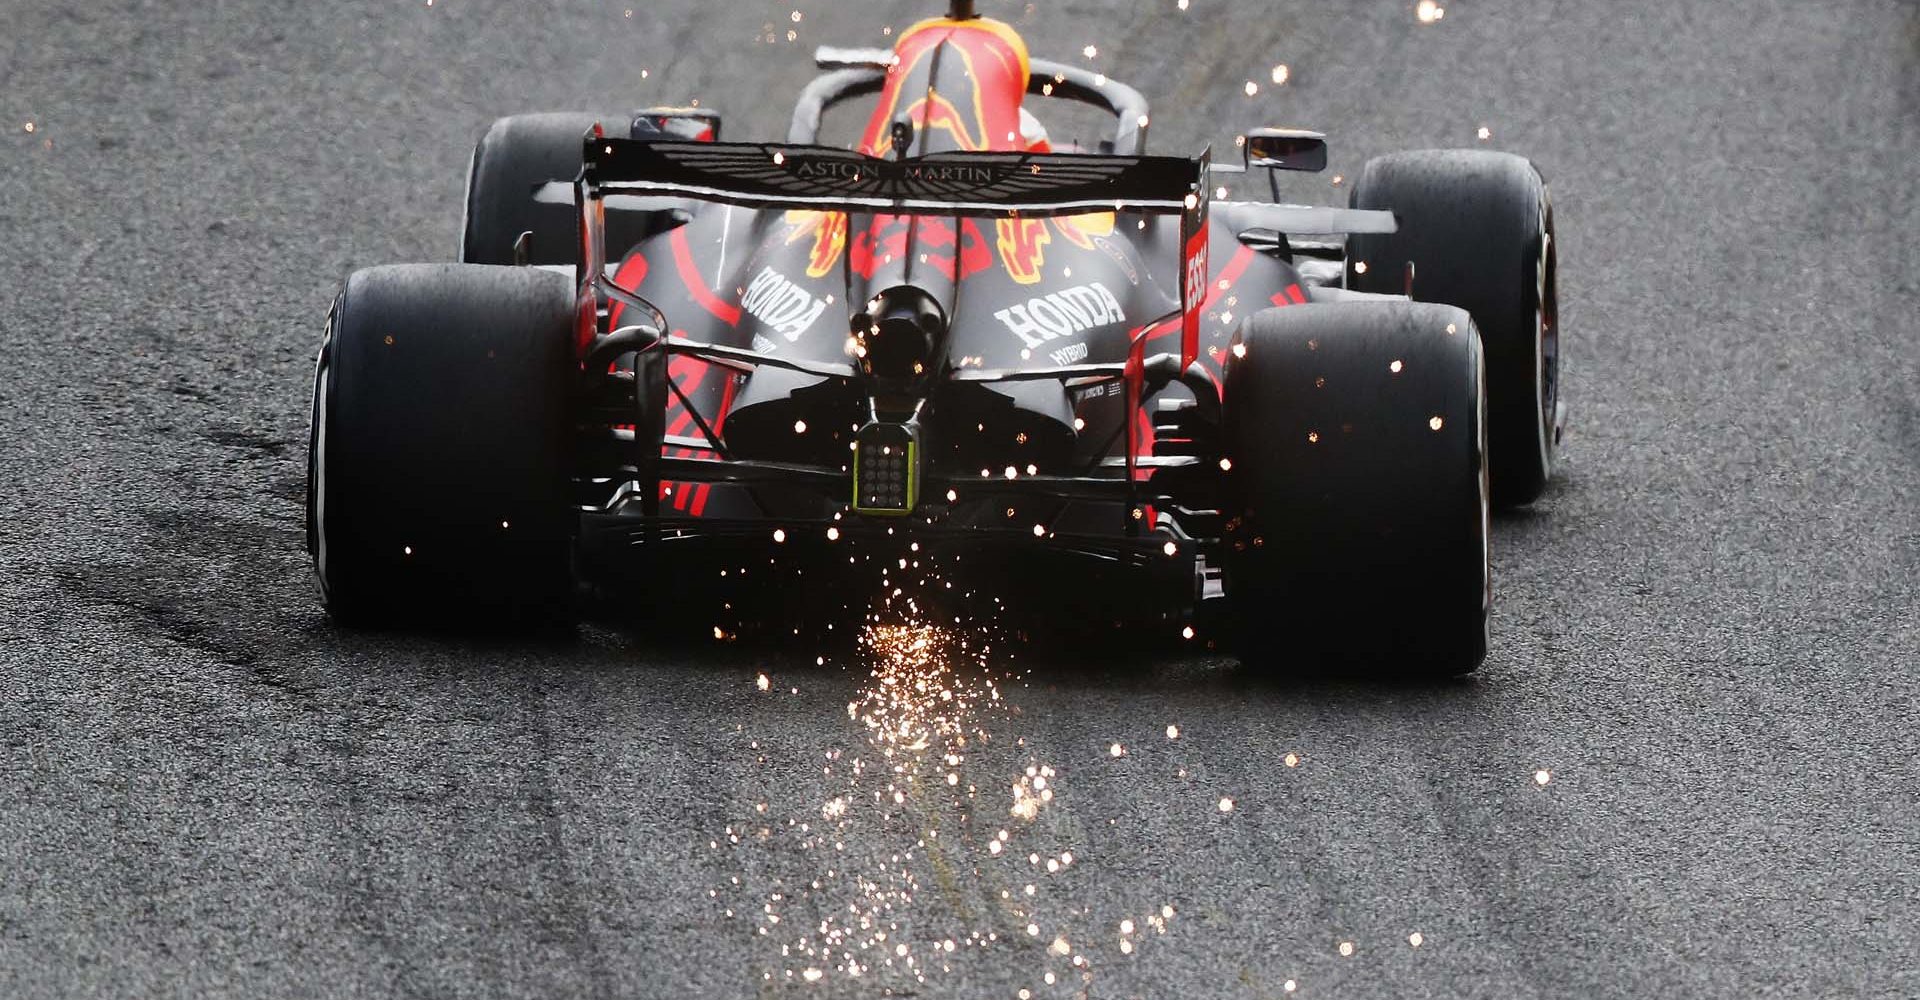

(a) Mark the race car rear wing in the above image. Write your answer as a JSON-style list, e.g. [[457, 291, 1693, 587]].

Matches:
[[575, 134, 1214, 370]]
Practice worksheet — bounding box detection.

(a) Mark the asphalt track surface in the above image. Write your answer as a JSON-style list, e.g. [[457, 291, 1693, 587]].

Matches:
[[3, 1, 1917, 997]]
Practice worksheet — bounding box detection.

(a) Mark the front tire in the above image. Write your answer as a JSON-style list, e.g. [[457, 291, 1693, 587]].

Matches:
[[1222, 302, 1490, 677], [1347, 149, 1558, 507], [307, 264, 577, 627], [460, 112, 617, 266]]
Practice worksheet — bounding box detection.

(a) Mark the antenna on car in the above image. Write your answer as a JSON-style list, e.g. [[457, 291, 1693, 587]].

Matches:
[[948, 0, 977, 19]]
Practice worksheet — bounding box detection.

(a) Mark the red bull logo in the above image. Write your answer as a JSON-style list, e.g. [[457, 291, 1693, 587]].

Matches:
[[1050, 212, 1116, 250], [996, 217, 1053, 285], [784, 210, 849, 279], [851, 215, 993, 281]]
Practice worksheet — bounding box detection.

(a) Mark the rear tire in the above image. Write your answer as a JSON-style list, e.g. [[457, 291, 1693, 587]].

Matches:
[[1347, 149, 1557, 507], [1221, 302, 1489, 677], [307, 264, 577, 627]]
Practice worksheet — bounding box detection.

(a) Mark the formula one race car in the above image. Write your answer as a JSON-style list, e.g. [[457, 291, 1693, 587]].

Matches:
[[307, 1, 1561, 675]]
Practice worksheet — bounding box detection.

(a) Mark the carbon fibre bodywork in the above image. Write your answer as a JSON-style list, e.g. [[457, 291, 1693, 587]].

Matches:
[[564, 14, 1381, 616]]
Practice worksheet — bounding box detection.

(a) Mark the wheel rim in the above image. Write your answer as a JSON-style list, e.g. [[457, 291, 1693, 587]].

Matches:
[[1536, 197, 1559, 456]]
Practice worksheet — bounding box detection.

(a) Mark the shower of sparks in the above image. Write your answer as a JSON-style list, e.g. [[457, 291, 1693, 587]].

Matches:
[[705, 567, 1194, 991]]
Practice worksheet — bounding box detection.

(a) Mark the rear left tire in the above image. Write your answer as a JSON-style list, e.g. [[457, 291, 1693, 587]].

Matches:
[[307, 264, 577, 627]]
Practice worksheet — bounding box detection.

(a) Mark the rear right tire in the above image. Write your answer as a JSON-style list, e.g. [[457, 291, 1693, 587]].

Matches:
[[1221, 302, 1489, 677]]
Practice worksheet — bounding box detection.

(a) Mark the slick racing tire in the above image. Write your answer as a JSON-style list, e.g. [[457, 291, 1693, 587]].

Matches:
[[1346, 149, 1558, 507], [308, 264, 577, 627], [1222, 302, 1489, 677], [460, 112, 616, 266]]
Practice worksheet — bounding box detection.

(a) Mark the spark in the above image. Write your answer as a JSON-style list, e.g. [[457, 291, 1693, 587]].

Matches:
[[1110, 743, 1126, 757], [1284, 980, 1297, 993], [1410, 931, 1425, 947], [1339, 940, 1355, 957], [1218, 458, 1232, 471], [1270, 64, 1290, 85], [1429, 416, 1445, 431], [794, 419, 808, 433], [1417, 0, 1445, 22], [1390, 359, 1404, 373], [1032, 524, 1046, 537], [1082, 44, 1098, 58], [1284, 752, 1299, 767], [1354, 260, 1370, 274], [756, 673, 771, 691], [1477, 125, 1492, 140], [23, 121, 35, 133], [827, 526, 841, 541], [1181, 626, 1195, 640], [1244, 81, 1259, 97], [773, 528, 787, 543], [1534, 769, 1552, 785], [1163, 541, 1178, 557], [1218, 796, 1235, 812], [1166, 724, 1180, 739]]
